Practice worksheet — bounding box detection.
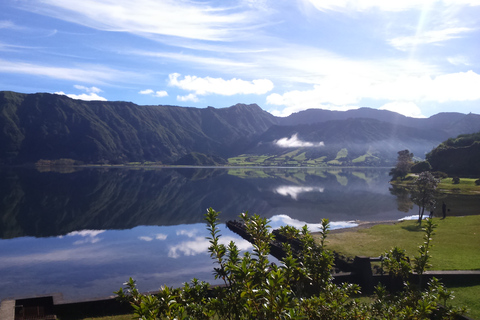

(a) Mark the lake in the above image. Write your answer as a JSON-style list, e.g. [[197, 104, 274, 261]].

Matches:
[[1, 166, 478, 302]]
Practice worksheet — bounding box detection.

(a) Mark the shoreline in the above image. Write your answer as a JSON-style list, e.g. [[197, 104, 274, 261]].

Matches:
[[326, 220, 399, 234]]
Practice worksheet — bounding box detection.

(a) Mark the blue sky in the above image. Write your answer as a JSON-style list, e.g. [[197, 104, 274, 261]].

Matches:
[[1, 0, 479, 118]]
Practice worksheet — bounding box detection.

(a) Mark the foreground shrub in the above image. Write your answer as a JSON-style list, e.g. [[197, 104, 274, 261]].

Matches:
[[117, 209, 465, 319]]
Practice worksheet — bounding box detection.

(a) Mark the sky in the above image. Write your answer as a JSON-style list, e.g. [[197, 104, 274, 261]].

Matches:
[[1, 0, 479, 118]]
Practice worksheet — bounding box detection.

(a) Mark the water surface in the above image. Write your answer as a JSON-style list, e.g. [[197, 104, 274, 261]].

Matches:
[[1, 167, 476, 302]]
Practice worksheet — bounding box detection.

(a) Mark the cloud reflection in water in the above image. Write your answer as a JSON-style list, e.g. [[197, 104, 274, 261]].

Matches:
[[270, 215, 358, 232], [275, 185, 325, 200], [67, 229, 105, 245]]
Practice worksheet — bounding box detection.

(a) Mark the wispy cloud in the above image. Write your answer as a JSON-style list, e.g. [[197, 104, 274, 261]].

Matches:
[[389, 27, 474, 51], [131, 50, 254, 69], [0, 59, 138, 84], [275, 134, 325, 148], [0, 20, 27, 31], [23, 0, 262, 41], [304, 0, 480, 13], [447, 55, 471, 66]]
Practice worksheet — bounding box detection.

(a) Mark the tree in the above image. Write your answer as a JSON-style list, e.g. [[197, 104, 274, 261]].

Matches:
[[411, 160, 432, 174], [390, 150, 414, 180], [117, 208, 465, 319], [411, 171, 439, 223]]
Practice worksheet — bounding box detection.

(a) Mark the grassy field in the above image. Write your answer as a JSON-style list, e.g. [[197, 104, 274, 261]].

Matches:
[[393, 175, 480, 195], [438, 177, 480, 194], [321, 215, 480, 319], [323, 216, 480, 270]]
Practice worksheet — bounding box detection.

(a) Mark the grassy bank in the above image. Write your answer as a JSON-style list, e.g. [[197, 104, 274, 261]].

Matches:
[[392, 175, 480, 195], [324, 215, 480, 270], [321, 215, 480, 319]]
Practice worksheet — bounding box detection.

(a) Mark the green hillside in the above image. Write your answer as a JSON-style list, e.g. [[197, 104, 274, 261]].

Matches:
[[426, 131, 480, 176], [2, 91, 480, 167], [0, 91, 277, 164]]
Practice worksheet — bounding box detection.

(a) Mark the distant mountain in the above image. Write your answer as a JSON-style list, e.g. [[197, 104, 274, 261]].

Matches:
[[243, 118, 445, 166], [280, 108, 480, 138], [0, 91, 277, 164], [426, 131, 480, 176], [1, 91, 480, 166]]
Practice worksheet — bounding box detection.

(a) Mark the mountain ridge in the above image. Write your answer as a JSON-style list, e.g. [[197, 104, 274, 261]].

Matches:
[[1, 91, 479, 166]]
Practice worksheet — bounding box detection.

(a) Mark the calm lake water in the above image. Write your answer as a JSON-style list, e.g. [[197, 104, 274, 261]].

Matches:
[[1, 166, 478, 302]]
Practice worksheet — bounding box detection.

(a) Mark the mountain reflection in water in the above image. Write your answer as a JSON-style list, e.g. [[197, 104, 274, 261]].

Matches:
[[1, 166, 476, 302]]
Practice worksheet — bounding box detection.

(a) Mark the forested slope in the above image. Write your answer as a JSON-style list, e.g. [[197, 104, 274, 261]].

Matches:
[[0, 91, 277, 164], [427, 132, 480, 176]]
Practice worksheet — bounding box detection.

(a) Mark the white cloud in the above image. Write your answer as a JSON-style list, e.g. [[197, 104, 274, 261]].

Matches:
[[139, 89, 168, 97], [55, 92, 107, 101], [267, 87, 361, 117], [139, 89, 154, 95], [169, 73, 274, 96], [139, 236, 153, 242], [275, 134, 325, 148], [55, 85, 107, 101], [156, 233, 168, 240], [177, 93, 199, 103], [372, 71, 480, 102], [154, 91, 168, 97], [24, 0, 261, 42], [379, 101, 426, 118], [267, 70, 480, 116]]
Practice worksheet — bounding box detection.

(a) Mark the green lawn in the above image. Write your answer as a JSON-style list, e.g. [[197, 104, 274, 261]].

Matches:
[[450, 284, 480, 319], [321, 215, 480, 319], [438, 177, 480, 194], [324, 216, 480, 270]]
